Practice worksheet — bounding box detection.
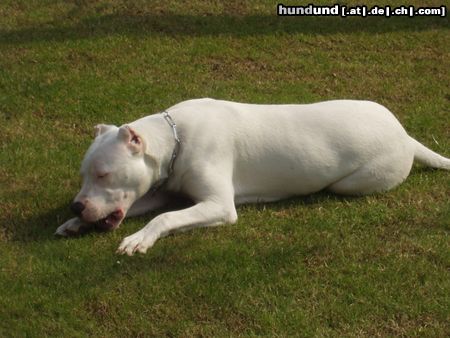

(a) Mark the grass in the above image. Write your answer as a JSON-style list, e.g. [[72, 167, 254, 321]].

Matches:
[[0, 0, 449, 336]]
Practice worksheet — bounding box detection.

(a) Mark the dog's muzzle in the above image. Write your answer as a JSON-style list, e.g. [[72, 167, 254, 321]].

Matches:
[[95, 209, 125, 231]]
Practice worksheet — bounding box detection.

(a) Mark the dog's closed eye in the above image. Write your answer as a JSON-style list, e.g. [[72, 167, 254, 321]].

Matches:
[[97, 173, 110, 179]]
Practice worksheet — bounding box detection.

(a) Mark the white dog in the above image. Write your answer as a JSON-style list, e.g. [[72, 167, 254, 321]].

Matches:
[[55, 99, 450, 255]]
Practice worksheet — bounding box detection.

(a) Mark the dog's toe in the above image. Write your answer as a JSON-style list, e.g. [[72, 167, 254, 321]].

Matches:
[[117, 230, 157, 256], [54, 229, 68, 237], [117, 235, 141, 256], [55, 218, 86, 237]]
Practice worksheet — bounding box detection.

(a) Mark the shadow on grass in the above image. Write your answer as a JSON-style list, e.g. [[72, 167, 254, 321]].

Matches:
[[5, 191, 334, 244], [5, 203, 72, 242], [6, 165, 444, 243], [0, 13, 447, 45], [6, 193, 195, 243], [248, 190, 358, 211], [4, 206, 64, 242]]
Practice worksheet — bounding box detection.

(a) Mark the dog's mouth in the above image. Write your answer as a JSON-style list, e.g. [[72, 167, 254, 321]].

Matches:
[[95, 209, 124, 231]]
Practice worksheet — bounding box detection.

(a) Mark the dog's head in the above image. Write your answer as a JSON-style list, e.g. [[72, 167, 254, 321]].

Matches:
[[71, 124, 154, 230]]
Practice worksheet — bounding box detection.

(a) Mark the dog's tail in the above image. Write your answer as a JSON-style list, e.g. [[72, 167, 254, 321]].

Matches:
[[410, 136, 450, 170]]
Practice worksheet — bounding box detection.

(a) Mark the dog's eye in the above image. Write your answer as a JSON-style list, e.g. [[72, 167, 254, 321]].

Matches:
[[97, 173, 109, 179]]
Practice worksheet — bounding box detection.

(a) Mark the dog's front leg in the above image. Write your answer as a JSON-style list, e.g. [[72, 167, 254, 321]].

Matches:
[[117, 200, 237, 255], [55, 217, 88, 236], [126, 190, 170, 217]]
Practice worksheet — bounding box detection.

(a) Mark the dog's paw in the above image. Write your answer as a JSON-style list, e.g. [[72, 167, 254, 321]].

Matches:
[[117, 230, 158, 256], [55, 218, 86, 236]]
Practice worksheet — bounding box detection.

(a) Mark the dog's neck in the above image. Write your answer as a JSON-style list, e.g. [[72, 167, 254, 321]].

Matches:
[[129, 113, 180, 187]]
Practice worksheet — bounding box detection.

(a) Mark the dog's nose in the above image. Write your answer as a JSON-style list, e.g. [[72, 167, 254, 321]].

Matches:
[[70, 201, 85, 216]]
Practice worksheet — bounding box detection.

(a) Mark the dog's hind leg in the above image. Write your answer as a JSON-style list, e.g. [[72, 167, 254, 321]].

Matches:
[[327, 154, 414, 195]]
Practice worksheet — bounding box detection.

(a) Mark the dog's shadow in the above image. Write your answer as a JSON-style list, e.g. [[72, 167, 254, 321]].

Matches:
[[8, 166, 440, 243], [8, 191, 330, 243], [5, 203, 71, 243], [6, 193, 196, 243]]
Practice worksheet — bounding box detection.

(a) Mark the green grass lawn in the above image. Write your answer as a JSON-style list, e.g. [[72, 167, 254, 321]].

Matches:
[[1, 0, 449, 336]]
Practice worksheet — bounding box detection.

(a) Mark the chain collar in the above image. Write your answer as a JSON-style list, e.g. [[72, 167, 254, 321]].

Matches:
[[149, 111, 181, 193], [162, 111, 181, 177]]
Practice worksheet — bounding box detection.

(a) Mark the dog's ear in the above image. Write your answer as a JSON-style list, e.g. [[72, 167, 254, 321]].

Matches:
[[118, 125, 144, 154], [94, 124, 116, 137]]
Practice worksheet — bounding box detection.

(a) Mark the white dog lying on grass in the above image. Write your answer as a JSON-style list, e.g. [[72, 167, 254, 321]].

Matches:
[[55, 99, 450, 255]]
